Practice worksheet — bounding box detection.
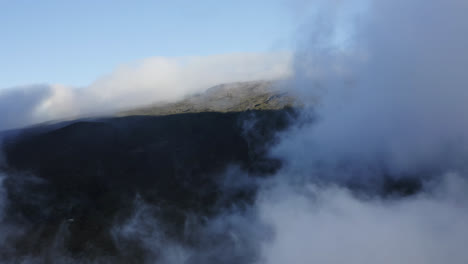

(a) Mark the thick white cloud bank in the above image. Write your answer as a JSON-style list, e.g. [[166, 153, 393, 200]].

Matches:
[[254, 0, 468, 263], [276, 0, 468, 180], [255, 174, 468, 264], [0, 52, 292, 130]]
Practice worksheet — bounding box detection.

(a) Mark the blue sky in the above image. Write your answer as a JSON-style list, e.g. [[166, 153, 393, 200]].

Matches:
[[0, 0, 296, 89]]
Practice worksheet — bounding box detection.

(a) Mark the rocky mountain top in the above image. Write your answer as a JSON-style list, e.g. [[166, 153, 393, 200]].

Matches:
[[119, 80, 298, 116]]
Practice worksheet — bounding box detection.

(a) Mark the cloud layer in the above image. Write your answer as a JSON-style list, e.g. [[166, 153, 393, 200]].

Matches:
[[259, 0, 468, 263], [0, 52, 292, 130], [277, 0, 468, 181], [256, 174, 468, 264]]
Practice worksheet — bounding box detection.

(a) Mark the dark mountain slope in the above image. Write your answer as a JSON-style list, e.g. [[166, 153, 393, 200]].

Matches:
[[1, 108, 297, 260]]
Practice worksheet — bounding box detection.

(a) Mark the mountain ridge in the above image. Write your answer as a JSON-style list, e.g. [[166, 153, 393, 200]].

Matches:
[[118, 80, 298, 117]]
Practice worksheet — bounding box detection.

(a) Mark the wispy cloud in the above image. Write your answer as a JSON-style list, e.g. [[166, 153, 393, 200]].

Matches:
[[0, 52, 292, 130]]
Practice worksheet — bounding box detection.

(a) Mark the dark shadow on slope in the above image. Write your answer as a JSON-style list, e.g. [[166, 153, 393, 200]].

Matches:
[[0, 109, 298, 260]]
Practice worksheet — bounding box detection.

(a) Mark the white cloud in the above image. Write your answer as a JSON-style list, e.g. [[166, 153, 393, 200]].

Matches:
[[256, 174, 468, 264], [254, 1, 468, 263], [276, 0, 468, 181], [0, 52, 292, 130], [81, 52, 292, 113]]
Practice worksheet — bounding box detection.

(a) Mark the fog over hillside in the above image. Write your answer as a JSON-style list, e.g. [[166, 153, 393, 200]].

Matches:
[[0, 53, 292, 131], [1, 0, 468, 263]]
